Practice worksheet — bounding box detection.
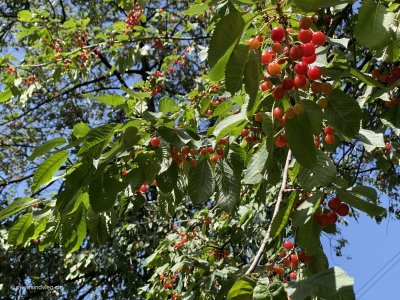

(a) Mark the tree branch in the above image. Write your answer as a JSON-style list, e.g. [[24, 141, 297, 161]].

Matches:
[[245, 150, 292, 274]]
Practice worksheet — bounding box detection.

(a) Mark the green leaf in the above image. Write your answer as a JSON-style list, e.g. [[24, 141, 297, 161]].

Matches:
[[225, 45, 249, 94], [293, 0, 354, 10], [270, 192, 297, 239], [227, 276, 256, 300], [243, 142, 268, 184], [72, 123, 91, 138], [285, 113, 316, 169], [302, 100, 323, 135], [286, 267, 355, 300], [31, 151, 69, 193], [292, 191, 324, 227], [78, 124, 118, 157], [215, 161, 241, 213], [188, 159, 214, 204], [358, 129, 385, 152], [336, 188, 385, 217], [158, 191, 176, 219], [354, 0, 396, 50], [305, 245, 329, 276], [84, 93, 125, 106], [213, 111, 247, 141], [86, 209, 114, 245], [326, 89, 362, 139], [0, 88, 13, 103], [156, 163, 178, 193], [208, 10, 245, 81], [182, 3, 208, 16], [296, 218, 321, 256], [8, 213, 33, 245], [298, 151, 337, 191], [29, 137, 66, 161], [243, 50, 261, 113], [17, 10, 33, 22], [158, 98, 180, 114], [61, 205, 86, 253], [348, 186, 377, 203], [0, 198, 38, 221], [253, 279, 287, 300]]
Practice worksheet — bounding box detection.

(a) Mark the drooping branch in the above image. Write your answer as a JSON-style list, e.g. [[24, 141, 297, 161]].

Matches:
[[245, 150, 292, 274]]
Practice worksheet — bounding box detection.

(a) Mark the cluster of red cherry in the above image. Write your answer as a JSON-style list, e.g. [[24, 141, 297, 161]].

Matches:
[[316, 196, 349, 226], [159, 273, 179, 289], [125, 3, 143, 30], [371, 65, 400, 85], [207, 248, 229, 261], [173, 231, 197, 250]]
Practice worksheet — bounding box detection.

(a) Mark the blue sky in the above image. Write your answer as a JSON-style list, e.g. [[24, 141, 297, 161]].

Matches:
[[322, 213, 400, 299]]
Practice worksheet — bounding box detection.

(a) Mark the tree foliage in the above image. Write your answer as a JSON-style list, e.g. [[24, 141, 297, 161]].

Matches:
[[0, 0, 399, 299]]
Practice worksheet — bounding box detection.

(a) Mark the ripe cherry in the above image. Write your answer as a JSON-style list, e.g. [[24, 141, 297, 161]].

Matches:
[[307, 66, 322, 80], [299, 17, 312, 29], [272, 86, 285, 99], [328, 196, 341, 212], [311, 82, 322, 93], [261, 51, 273, 64], [272, 265, 285, 275], [275, 134, 288, 148], [294, 62, 308, 75], [241, 128, 249, 137], [316, 214, 329, 227], [326, 210, 339, 224], [267, 62, 281, 76], [246, 37, 260, 50], [298, 29, 313, 43], [150, 137, 161, 148], [322, 82, 333, 94], [323, 126, 334, 135], [312, 31, 326, 46], [303, 53, 317, 64], [271, 27, 285, 42], [385, 141, 392, 150], [290, 254, 298, 264], [256, 35, 264, 42], [324, 134, 335, 144], [121, 169, 128, 176], [289, 45, 304, 60], [200, 148, 208, 155], [289, 271, 297, 280], [216, 148, 224, 156], [217, 136, 228, 145], [283, 240, 293, 250], [272, 42, 283, 53], [273, 107, 284, 119], [280, 115, 286, 126], [254, 112, 263, 122], [282, 77, 295, 90], [317, 97, 329, 109], [337, 203, 350, 216], [302, 43, 316, 57], [285, 108, 296, 119], [294, 75, 308, 88], [139, 184, 147, 193]]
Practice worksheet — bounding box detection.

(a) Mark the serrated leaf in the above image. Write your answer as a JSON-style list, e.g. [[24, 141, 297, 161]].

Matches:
[[17, 10, 33, 22], [8, 213, 33, 245], [296, 218, 321, 255], [336, 188, 385, 217], [216, 161, 241, 213], [158, 191, 175, 219], [31, 151, 69, 193], [72, 123, 91, 138], [243, 142, 268, 184], [226, 45, 249, 94], [182, 3, 208, 16], [354, 0, 396, 50], [228, 276, 256, 300], [286, 267, 355, 300], [243, 50, 261, 113], [298, 151, 336, 191], [293, 0, 354, 10], [326, 89, 362, 139], [348, 185, 377, 203], [188, 159, 214, 204], [214, 112, 247, 141], [78, 124, 117, 157], [285, 114, 316, 169], [208, 10, 245, 81], [358, 128, 385, 152], [0, 198, 38, 221], [158, 98, 180, 114], [85, 93, 125, 106], [86, 209, 114, 245], [253, 279, 287, 300], [29, 137, 66, 161], [302, 100, 323, 135], [292, 191, 324, 227], [0, 88, 13, 103], [270, 192, 297, 239]]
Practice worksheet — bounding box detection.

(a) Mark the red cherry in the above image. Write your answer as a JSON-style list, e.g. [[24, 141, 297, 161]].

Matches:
[[392, 66, 400, 77], [256, 35, 264, 42], [254, 112, 263, 122], [316, 214, 329, 226], [241, 128, 249, 137], [272, 86, 285, 99], [267, 62, 281, 76], [273, 107, 284, 119], [307, 66, 322, 80], [294, 62, 308, 75], [271, 27, 285, 42], [324, 126, 334, 135], [282, 77, 295, 90], [298, 29, 313, 43], [200, 148, 208, 155], [302, 43, 316, 57], [150, 137, 161, 148], [290, 254, 298, 263], [326, 211, 339, 224], [324, 134, 335, 144], [121, 170, 128, 176], [217, 136, 228, 145], [272, 42, 283, 53], [285, 108, 296, 119], [279, 115, 286, 126], [289, 272, 297, 280], [312, 31, 326, 46], [275, 134, 288, 147], [303, 53, 317, 64], [216, 148, 223, 156], [294, 75, 308, 88], [261, 51, 273, 64], [385, 141, 392, 150], [207, 146, 214, 154], [337, 203, 350, 216], [322, 82, 333, 94], [139, 184, 147, 193], [299, 17, 313, 29], [289, 45, 304, 60], [328, 196, 341, 212], [260, 82, 269, 92], [283, 240, 293, 250]]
